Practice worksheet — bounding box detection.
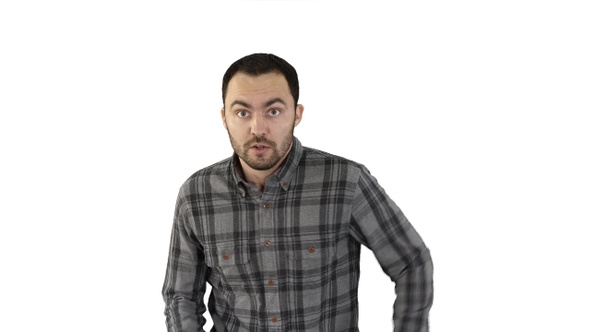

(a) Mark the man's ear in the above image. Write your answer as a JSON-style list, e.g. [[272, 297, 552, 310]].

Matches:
[[221, 108, 227, 129], [294, 104, 304, 127]]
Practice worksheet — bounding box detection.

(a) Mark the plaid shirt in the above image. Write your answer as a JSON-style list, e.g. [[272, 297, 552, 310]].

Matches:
[[162, 137, 433, 332]]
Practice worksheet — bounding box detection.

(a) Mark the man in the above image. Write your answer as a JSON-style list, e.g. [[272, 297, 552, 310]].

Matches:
[[162, 53, 433, 331]]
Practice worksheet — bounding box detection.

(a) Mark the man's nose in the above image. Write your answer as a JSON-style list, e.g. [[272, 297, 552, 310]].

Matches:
[[250, 113, 267, 136]]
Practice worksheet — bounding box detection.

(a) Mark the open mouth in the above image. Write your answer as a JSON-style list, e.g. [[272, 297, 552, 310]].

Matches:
[[251, 144, 269, 152]]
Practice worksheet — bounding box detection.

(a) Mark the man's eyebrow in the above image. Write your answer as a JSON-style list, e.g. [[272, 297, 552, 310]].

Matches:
[[264, 98, 288, 108], [230, 98, 288, 109], [230, 100, 252, 109]]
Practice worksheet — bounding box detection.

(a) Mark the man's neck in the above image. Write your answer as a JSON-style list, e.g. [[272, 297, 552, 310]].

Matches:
[[240, 159, 282, 191]]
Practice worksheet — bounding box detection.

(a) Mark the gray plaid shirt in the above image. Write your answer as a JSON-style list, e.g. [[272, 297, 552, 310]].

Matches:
[[162, 137, 433, 332]]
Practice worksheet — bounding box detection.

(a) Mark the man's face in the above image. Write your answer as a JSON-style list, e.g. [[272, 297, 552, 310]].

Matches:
[[222, 71, 303, 172]]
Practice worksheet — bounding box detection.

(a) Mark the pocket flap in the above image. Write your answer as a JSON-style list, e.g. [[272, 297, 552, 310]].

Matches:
[[205, 244, 250, 267]]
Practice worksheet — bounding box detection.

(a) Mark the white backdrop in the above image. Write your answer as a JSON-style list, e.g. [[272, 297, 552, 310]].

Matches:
[[1, 1, 589, 331]]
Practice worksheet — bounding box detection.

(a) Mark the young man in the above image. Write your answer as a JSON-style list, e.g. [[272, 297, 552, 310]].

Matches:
[[162, 53, 433, 331]]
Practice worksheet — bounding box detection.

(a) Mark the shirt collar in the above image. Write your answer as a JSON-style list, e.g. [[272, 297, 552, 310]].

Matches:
[[274, 136, 302, 190], [231, 136, 303, 195]]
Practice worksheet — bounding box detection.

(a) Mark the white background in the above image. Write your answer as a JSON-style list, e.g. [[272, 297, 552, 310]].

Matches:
[[1, 0, 589, 331]]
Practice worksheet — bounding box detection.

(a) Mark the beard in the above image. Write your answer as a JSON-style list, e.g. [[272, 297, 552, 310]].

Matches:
[[228, 129, 294, 171]]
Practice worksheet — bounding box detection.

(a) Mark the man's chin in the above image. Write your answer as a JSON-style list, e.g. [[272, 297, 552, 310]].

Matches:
[[248, 162, 277, 171], [243, 156, 279, 171]]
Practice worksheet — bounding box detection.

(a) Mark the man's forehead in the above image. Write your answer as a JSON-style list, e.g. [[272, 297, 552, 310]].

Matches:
[[228, 71, 288, 87], [226, 72, 291, 104]]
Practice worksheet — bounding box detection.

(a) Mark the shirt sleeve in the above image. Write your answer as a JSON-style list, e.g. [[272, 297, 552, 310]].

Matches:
[[162, 190, 209, 332], [350, 166, 434, 332]]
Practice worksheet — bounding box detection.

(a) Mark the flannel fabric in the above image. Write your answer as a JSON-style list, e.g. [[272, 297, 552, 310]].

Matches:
[[162, 137, 433, 331]]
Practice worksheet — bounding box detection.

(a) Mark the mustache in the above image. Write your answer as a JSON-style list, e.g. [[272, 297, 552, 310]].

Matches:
[[245, 136, 276, 148]]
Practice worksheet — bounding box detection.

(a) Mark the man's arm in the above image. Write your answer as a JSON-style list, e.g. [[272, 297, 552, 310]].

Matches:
[[350, 166, 434, 332], [162, 192, 208, 332]]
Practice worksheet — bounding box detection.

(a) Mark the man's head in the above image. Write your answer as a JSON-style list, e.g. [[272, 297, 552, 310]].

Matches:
[[221, 53, 304, 176]]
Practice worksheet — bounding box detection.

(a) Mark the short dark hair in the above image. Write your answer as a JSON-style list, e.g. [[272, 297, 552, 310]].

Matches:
[[222, 53, 299, 107]]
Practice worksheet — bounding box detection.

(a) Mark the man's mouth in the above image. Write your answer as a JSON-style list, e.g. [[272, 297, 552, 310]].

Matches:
[[251, 144, 269, 151], [246, 137, 274, 153]]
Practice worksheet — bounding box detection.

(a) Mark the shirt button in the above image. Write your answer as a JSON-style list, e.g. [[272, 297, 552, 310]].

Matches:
[[268, 279, 275, 286], [222, 253, 230, 260], [308, 246, 316, 253], [271, 316, 279, 323], [263, 240, 271, 247], [263, 203, 270, 208]]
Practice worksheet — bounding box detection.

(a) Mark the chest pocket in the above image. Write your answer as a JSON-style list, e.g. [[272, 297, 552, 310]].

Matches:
[[204, 244, 251, 289], [286, 240, 335, 282]]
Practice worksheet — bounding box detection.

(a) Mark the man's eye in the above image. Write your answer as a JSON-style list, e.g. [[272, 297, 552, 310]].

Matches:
[[237, 110, 249, 118], [269, 109, 281, 116]]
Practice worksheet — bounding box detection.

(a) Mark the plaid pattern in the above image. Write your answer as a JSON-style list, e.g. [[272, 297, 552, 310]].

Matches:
[[162, 138, 433, 332]]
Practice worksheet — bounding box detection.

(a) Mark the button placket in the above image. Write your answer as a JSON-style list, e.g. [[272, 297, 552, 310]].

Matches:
[[260, 194, 281, 325]]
